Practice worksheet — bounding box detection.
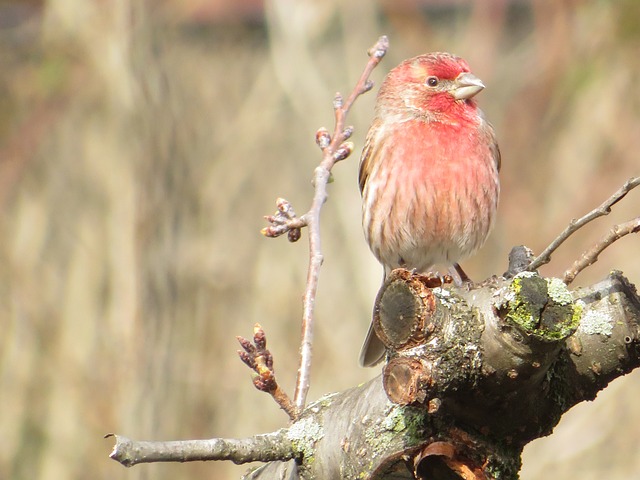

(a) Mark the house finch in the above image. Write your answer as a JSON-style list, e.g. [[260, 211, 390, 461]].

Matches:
[[359, 52, 501, 367]]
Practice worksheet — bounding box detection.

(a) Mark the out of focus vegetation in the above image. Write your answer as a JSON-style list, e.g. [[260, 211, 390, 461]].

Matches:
[[1, 1, 639, 479]]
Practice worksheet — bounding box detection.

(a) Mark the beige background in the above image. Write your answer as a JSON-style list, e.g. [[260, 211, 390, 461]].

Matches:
[[1, 0, 639, 478]]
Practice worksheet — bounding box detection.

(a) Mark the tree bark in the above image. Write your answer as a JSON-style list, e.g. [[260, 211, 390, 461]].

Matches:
[[244, 270, 640, 479], [110, 270, 640, 479]]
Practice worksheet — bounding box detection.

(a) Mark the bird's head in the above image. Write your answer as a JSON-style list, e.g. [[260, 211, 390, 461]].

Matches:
[[378, 52, 485, 120]]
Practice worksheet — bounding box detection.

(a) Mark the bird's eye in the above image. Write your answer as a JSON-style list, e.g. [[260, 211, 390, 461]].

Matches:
[[426, 76, 439, 87]]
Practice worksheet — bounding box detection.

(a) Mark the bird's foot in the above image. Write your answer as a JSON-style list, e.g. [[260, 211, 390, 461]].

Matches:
[[449, 263, 474, 291], [416, 270, 453, 288]]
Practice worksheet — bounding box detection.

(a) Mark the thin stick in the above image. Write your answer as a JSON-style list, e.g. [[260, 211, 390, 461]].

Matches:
[[563, 216, 640, 284], [527, 177, 640, 272], [108, 431, 295, 467], [291, 36, 389, 412]]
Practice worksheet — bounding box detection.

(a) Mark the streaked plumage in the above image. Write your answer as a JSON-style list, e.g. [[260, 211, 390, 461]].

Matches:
[[359, 53, 500, 367]]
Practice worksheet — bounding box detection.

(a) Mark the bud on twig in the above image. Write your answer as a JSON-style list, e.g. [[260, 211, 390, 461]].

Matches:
[[260, 226, 277, 237], [342, 125, 354, 140], [276, 198, 293, 215], [362, 79, 374, 93], [315, 127, 331, 150], [288, 228, 301, 243], [261, 198, 304, 238], [237, 349, 255, 369], [368, 35, 389, 59], [333, 141, 354, 162], [333, 92, 343, 110], [277, 198, 298, 223], [253, 323, 267, 350]]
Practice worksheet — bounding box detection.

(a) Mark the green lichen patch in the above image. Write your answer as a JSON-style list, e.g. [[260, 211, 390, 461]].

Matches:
[[364, 403, 427, 458], [502, 273, 581, 341], [287, 416, 324, 460]]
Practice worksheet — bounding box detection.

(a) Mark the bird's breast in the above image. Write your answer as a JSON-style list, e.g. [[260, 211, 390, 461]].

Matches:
[[362, 118, 499, 272]]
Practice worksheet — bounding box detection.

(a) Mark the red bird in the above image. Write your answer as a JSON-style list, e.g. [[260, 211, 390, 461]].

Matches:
[[359, 52, 501, 367]]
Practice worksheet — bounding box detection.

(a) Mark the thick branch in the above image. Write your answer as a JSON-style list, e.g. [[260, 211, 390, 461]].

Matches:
[[561, 271, 640, 403], [110, 272, 638, 479]]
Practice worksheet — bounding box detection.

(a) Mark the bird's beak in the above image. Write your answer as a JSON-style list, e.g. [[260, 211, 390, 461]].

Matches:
[[452, 72, 485, 100]]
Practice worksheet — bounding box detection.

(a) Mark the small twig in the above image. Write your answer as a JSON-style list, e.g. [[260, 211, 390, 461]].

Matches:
[[261, 198, 304, 242], [107, 431, 295, 467], [237, 324, 299, 420], [528, 176, 640, 271], [293, 36, 388, 412], [259, 36, 389, 413], [563, 216, 640, 284]]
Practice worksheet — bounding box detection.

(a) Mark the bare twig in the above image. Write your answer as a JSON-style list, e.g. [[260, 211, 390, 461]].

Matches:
[[107, 431, 295, 467], [563, 216, 640, 284], [258, 36, 389, 413], [527, 176, 640, 271], [237, 324, 299, 420], [292, 36, 388, 411], [261, 198, 304, 242]]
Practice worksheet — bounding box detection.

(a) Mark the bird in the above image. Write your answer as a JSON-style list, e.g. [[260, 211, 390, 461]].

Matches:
[[358, 52, 501, 367]]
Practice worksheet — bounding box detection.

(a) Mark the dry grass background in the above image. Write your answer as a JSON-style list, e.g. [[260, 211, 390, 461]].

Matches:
[[1, 0, 639, 479]]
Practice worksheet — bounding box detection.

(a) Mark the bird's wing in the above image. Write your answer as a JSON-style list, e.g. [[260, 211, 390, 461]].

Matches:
[[358, 117, 385, 195], [479, 111, 501, 172], [492, 138, 502, 173]]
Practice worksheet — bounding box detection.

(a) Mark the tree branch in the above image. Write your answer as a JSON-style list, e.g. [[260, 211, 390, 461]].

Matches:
[[260, 35, 389, 413], [527, 176, 640, 271], [107, 431, 296, 467], [109, 271, 640, 479], [563, 216, 640, 284], [237, 324, 299, 420], [292, 36, 388, 412]]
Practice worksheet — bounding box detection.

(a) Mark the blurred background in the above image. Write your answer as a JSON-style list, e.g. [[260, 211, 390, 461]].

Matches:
[[1, 0, 639, 478]]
